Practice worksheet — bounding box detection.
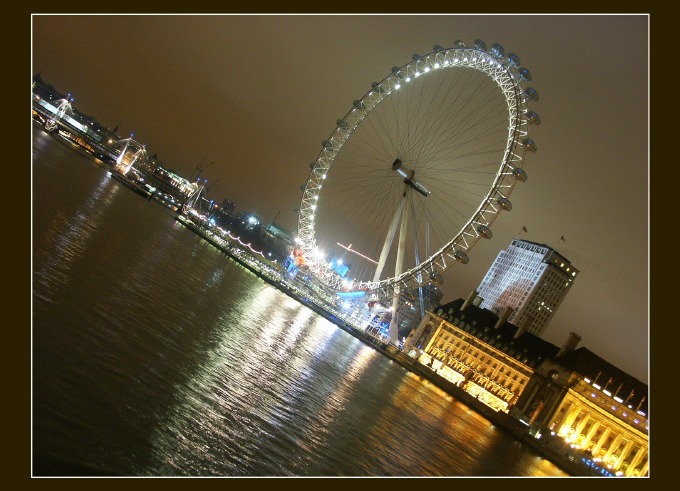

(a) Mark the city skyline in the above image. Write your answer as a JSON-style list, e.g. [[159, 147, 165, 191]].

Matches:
[[31, 14, 649, 383]]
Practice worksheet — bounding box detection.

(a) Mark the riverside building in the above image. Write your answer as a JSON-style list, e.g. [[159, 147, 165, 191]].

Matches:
[[404, 294, 559, 413], [512, 347, 648, 477], [403, 294, 648, 476], [476, 239, 578, 337]]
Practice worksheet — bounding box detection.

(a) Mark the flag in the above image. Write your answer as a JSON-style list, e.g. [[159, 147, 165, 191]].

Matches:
[[560, 235, 566, 242], [522, 226, 528, 233]]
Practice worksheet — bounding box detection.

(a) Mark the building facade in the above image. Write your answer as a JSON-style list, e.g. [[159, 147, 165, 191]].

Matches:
[[512, 347, 648, 477], [477, 239, 578, 337], [404, 298, 648, 476], [404, 297, 559, 413]]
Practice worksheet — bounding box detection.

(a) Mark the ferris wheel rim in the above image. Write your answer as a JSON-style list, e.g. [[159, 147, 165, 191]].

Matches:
[[296, 42, 537, 298]]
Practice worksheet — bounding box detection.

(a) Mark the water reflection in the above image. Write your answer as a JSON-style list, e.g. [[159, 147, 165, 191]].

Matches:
[[33, 130, 568, 477], [33, 171, 120, 297], [144, 286, 342, 475]]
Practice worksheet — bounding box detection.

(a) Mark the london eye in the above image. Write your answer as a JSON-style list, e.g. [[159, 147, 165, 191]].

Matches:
[[296, 39, 539, 331]]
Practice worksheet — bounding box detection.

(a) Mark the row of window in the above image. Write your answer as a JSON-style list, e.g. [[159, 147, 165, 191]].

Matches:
[[510, 241, 549, 255], [435, 325, 532, 374]]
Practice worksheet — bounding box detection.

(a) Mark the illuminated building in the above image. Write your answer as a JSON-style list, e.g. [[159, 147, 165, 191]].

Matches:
[[404, 295, 648, 476], [236, 211, 262, 230], [477, 239, 578, 337], [512, 347, 648, 477], [328, 257, 350, 277], [264, 221, 296, 261], [404, 296, 560, 413], [265, 221, 294, 244]]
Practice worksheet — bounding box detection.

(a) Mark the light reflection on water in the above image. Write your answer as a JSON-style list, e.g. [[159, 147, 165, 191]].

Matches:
[[32, 129, 567, 477]]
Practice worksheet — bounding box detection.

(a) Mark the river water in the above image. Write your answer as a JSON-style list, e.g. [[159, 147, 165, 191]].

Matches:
[[31, 128, 567, 477]]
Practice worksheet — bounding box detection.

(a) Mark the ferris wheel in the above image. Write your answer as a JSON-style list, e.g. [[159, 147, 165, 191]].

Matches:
[[296, 39, 540, 302]]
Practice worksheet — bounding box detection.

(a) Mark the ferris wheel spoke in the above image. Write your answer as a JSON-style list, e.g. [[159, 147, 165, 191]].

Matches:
[[297, 40, 539, 317]]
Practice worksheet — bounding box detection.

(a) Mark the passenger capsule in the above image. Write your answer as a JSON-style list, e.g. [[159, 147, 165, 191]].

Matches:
[[497, 197, 512, 211], [336, 119, 349, 130], [412, 53, 423, 61], [371, 82, 384, 93], [527, 111, 541, 125], [322, 140, 333, 150], [474, 39, 487, 51], [477, 225, 493, 239], [429, 272, 444, 284], [454, 40, 466, 49], [454, 250, 470, 264], [518, 67, 532, 82], [353, 100, 365, 110], [512, 168, 528, 182], [506, 53, 520, 67], [522, 138, 537, 152], [524, 87, 539, 102], [491, 43, 505, 57], [433, 44, 445, 52]]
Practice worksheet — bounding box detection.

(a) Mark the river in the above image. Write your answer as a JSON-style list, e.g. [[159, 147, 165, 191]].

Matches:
[[31, 127, 566, 477]]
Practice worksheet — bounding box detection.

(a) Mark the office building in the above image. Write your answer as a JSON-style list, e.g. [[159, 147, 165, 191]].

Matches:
[[477, 239, 578, 337]]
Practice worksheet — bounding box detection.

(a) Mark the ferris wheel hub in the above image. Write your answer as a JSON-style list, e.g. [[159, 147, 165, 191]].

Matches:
[[296, 40, 537, 301], [392, 159, 430, 197]]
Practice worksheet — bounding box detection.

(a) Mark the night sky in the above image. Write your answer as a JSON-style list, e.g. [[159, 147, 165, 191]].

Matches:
[[31, 14, 649, 383]]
